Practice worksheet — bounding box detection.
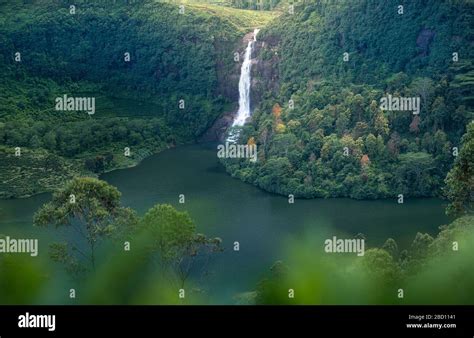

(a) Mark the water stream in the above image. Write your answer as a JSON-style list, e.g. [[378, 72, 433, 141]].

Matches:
[[228, 29, 259, 142]]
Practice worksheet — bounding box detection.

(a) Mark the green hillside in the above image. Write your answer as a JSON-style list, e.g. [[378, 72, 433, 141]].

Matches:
[[0, 0, 273, 197], [224, 0, 474, 199]]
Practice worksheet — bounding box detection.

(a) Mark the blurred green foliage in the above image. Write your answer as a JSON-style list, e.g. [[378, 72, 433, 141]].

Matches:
[[0, 178, 221, 304], [254, 215, 474, 305]]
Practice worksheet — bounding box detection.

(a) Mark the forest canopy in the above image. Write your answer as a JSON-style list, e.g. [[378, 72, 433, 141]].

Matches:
[[0, 0, 244, 197], [222, 0, 474, 199]]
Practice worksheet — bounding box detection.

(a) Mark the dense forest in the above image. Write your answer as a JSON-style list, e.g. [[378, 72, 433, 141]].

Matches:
[[0, 0, 251, 197], [4, 0, 471, 200], [223, 0, 474, 199], [0, 0, 473, 308]]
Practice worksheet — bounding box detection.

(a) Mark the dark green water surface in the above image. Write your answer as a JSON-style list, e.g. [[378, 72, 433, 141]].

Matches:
[[0, 143, 450, 303]]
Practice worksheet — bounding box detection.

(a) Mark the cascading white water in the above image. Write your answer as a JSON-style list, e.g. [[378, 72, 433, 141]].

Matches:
[[233, 29, 259, 127], [227, 29, 259, 142]]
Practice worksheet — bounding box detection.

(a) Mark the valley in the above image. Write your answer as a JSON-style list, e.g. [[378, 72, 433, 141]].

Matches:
[[0, 0, 472, 306]]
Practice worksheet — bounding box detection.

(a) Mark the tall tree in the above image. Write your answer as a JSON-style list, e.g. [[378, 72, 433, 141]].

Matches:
[[138, 204, 222, 288], [34, 177, 135, 275]]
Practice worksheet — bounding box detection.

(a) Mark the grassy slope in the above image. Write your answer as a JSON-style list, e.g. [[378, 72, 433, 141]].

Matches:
[[188, 3, 278, 31], [0, 146, 85, 199]]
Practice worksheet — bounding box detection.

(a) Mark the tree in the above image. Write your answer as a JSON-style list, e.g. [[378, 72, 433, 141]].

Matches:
[[33, 177, 135, 275], [272, 103, 282, 120], [353, 121, 368, 138], [360, 154, 370, 167], [430, 96, 447, 130], [275, 123, 286, 133], [374, 112, 389, 137], [410, 232, 434, 259], [84, 156, 106, 173], [336, 109, 350, 135], [365, 134, 377, 157], [257, 157, 293, 194], [247, 137, 256, 146], [382, 238, 399, 260], [43, 131, 57, 151], [409, 115, 420, 134], [255, 260, 289, 305], [29, 134, 42, 148], [138, 204, 222, 288], [359, 249, 401, 284], [270, 133, 298, 158], [398, 152, 434, 179], [410, 77, 435, 112], [444, 122, 474, 216], [387, 132, 401, 157], [385, 72, 409, 90]]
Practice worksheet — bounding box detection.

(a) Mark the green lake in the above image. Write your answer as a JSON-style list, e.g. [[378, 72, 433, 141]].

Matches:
[[0, 143, 451, 303]]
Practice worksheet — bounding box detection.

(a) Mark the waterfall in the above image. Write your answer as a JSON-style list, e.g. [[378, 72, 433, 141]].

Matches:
[[227, 29, 259, 142]]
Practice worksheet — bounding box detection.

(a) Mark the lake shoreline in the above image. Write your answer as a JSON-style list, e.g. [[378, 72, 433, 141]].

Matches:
[[0, 143, 180, 200], [2, 139, 449, 205], [0, 143, 452, 303]]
